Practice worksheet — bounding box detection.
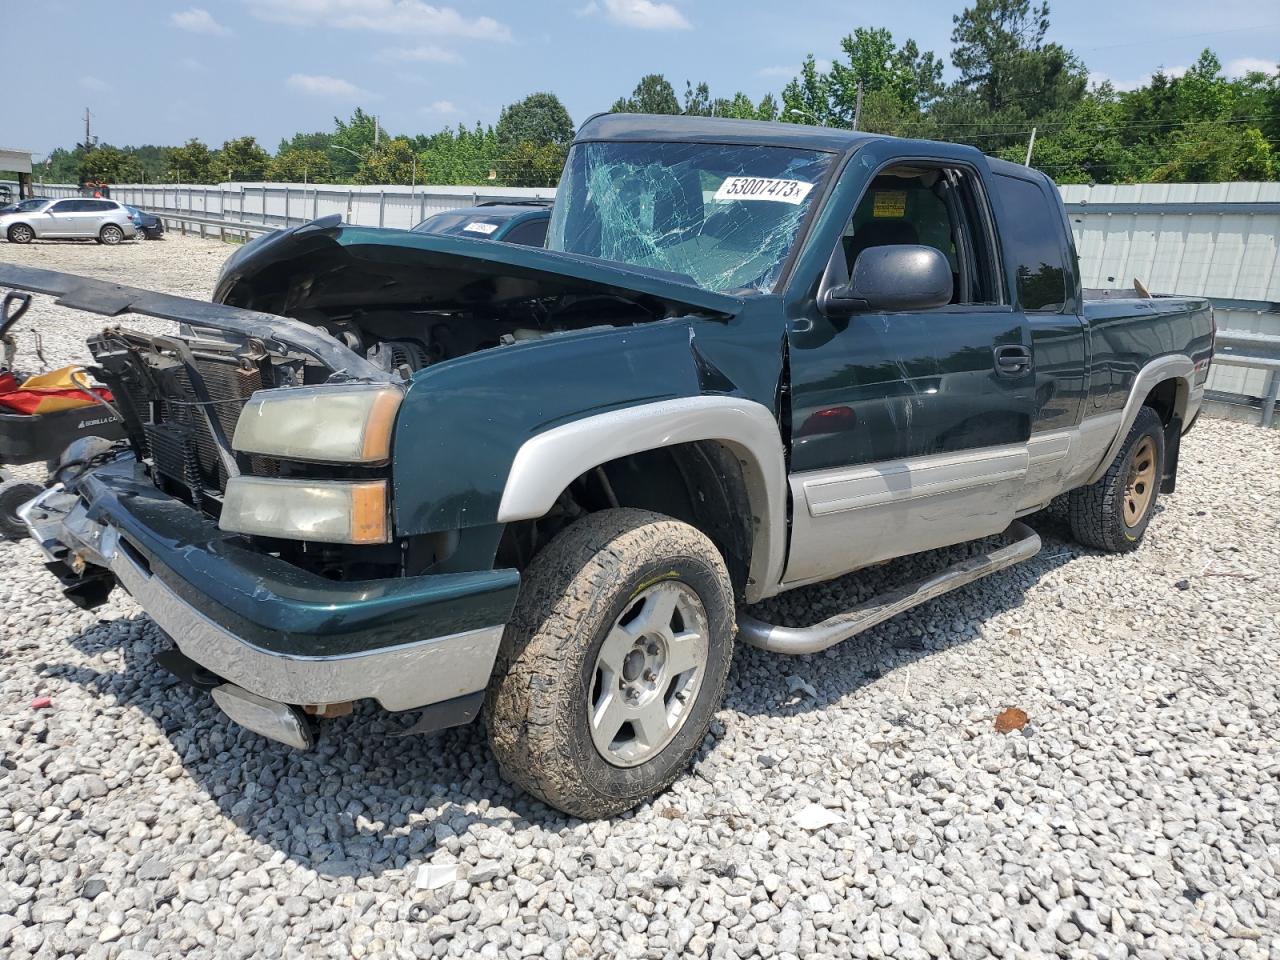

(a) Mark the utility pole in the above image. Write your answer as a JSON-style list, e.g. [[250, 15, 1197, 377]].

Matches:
[[852, 81, 864, 132], [83, 107, 92, 150], [1024, 126, 1038, 167], [374, 116, 380, 146]]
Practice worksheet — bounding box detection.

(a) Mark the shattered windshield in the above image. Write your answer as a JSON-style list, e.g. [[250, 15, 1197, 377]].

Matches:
[[547, 141, 834, 294]]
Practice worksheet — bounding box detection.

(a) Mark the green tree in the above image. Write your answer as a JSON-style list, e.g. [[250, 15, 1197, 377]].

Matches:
[[266, 148, 333, 183], [496, 93, 575, 148], [499, 140, 565, 188], [213, 136, 270, 181], [612, 74, 681, 115], [77, 146, 143, 184], [829, 28, 944, 118], [414, 123, 501, 185], [167, 138, 214, 182], [355, 137, 419, 185], [329, 108, 383, 179], [278, 130, 334, 154], [781, 56, 837, 125], [930, 0, 1086, 151]]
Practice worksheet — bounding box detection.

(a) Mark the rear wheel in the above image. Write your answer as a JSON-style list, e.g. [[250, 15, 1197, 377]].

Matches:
[[7, 224, 33, 244], [485, 508, 735, 818], [1069, 405, 1165, 552], [99, 224, 124, 245]]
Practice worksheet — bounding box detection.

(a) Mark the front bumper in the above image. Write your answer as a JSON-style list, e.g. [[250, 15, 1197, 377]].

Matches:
[[21, 458, 518, 713]]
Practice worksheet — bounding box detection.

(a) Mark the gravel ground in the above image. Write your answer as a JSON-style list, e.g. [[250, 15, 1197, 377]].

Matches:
[[1, 236, 1278, 959]]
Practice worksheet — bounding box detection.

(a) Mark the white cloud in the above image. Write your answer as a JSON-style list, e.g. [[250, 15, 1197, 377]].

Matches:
[[421, 99, 460, 114], [171, 7, 231, 36], [601, 0, 690, 30], [80, 75, 110, 92], [383, 44, 462, 63], [286, 73, 373, 99], [247, 0, 511, 40], [1226, 56, 1277, 77], [575, 1, 599, 15]]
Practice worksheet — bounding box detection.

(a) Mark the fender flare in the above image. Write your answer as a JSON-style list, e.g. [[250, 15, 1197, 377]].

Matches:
[[1085, 354, 1193, 485], [497, 396, 787, 603]]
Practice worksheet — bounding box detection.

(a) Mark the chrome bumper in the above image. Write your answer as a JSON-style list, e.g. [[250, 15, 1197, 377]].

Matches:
[[20, 485, 504, 712]]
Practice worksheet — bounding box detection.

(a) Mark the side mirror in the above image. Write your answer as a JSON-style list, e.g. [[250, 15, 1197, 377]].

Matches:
[[819, 244, 954, 318]]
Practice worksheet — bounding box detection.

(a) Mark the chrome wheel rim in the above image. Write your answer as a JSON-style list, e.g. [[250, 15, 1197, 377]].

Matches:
[[589, 580, 708, 768], [12, 226, 31, 242], [102, 227, 121, 244]]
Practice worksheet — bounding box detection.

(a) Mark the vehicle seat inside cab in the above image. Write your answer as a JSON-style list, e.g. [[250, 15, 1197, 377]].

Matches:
[[843, 170, 964, 303]]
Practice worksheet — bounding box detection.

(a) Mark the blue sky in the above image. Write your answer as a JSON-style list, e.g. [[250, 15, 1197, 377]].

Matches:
[[9, 0, 1279, 156]]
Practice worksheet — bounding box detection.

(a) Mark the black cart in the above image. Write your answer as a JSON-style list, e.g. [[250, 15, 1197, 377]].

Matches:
[[1, 292, 126, 538]]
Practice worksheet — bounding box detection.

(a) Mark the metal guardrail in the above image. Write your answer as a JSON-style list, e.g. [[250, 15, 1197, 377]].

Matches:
[[1213, 331, 1280, 427], [154, 212, 278, 241]]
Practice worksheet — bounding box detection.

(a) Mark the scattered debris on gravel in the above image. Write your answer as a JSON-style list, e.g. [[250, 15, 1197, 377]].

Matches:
[[2, 236, 1277, 959]]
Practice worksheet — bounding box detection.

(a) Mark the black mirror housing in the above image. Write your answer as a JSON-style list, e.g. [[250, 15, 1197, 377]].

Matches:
[[819, 244, 954, 317]]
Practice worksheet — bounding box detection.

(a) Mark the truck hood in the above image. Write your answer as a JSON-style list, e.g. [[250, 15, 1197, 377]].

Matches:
[[214, 215, 744, 320]]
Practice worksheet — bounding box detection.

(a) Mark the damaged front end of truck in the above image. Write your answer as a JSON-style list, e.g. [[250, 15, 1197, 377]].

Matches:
[[2, 216, 749, 747]]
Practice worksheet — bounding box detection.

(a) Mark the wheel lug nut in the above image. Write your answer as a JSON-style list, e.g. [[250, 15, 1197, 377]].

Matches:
[[644, 669, 657, 682]]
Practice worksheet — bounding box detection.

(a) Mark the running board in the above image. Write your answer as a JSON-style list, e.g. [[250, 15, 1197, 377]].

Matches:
[[738, 521, 1042, 655]]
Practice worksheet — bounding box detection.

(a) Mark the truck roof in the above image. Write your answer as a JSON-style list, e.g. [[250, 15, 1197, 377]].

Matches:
[[574, 114, 1051, 188], [576, 112, 883, 154]]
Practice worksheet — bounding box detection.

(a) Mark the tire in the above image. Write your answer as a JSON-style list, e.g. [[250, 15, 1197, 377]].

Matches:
[[1069, 405, 1165, 552], [485, 508, 735, 819], [99, 224, 124, 245], [7, 223, 33, 244], [0, 479, 43, 539]]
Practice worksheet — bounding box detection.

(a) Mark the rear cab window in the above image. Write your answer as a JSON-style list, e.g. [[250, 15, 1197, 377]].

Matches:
[[991, 174, 1068, 312]]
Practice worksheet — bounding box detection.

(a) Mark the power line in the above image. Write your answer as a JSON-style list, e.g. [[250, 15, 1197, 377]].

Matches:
[[898, 114, 1272, 133]]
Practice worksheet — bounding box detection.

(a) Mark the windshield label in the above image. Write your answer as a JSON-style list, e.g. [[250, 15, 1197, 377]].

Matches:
[[713, 177, 814, 205], [463, 221, 499, 235]]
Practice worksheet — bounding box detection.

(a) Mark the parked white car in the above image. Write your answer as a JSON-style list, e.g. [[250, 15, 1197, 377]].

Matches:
[[1, 198, 136, 245]]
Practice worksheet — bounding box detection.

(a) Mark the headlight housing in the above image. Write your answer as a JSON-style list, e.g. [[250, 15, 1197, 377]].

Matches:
[[220, 477, 390, 544], [232, 384, 401, 464]]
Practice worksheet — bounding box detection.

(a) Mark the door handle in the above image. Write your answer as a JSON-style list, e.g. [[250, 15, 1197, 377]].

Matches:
[[994, 344, 1032, 376]]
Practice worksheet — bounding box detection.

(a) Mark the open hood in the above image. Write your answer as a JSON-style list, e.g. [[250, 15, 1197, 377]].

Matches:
[[214, 215, 745, 320]]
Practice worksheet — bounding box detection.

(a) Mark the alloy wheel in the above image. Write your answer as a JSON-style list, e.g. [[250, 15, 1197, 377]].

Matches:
[[589, 580, 709, 768]]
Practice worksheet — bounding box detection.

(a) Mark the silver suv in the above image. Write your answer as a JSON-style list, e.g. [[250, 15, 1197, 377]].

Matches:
[[1, 198, 137, 245]]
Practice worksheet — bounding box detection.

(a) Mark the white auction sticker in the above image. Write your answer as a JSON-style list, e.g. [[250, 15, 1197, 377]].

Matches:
[[463, 221, 499, 235], [713, 176, 814, 205]]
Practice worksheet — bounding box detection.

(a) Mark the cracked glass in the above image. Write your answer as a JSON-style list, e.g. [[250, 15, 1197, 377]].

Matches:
[[548, 141, 835, 294]]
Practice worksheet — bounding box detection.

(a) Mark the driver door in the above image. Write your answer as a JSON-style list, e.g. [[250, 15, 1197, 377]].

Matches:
[[783, 161, 1035, 586], [38, 199, 84, 238]]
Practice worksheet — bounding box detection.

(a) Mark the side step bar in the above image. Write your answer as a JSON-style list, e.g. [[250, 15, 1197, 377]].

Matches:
[[738, 521, 1042, 655]]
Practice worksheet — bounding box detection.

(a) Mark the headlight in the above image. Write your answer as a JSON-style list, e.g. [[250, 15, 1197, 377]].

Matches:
[[220, 477, 389, 544], [232, 385, 401, 464]]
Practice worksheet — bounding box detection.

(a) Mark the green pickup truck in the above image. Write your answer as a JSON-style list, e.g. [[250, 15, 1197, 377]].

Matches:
[[6, 114, 1213, 818]]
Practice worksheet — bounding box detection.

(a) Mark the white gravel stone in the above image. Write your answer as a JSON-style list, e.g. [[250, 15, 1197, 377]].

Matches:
[[2, 234, 1278, 959]]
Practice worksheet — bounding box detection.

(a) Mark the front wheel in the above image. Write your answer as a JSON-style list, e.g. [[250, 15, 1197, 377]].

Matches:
[[485, 508, 735, 818], [1069, 405, 1166, 552], [7, 224, 33, 244], [99, 224, 124, 245]]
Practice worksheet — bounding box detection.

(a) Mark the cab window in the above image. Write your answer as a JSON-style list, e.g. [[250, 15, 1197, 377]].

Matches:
[[842, 165, 1000, 306], [991, 174, 1068, 312]]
